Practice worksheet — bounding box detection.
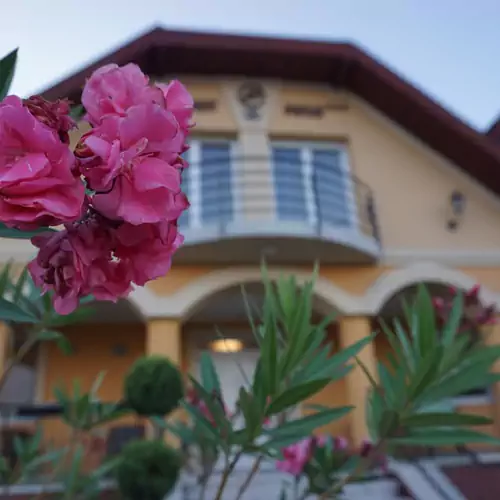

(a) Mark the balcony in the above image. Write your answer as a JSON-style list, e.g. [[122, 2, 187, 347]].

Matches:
[[176, 145, 381, 265]]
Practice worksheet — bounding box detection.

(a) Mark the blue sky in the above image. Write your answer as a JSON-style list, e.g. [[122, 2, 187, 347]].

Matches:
[[2, 0, 499, 130]]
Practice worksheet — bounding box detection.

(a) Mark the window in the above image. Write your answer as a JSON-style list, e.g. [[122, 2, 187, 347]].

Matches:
[[271, 142, 354, 227], [178, 139, 234, 228]]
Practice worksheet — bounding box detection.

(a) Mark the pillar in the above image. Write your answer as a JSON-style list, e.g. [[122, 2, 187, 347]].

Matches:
[[482, 319, 500, 435], [339, 315, 377, 447], [146, 318, 182, 365], [0, 321, 10, 386]]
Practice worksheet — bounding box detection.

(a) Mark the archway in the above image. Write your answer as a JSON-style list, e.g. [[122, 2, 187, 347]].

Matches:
[[181, 281, 351, 442], [374, 281, 492, 415], [129, 267, 364, 319]]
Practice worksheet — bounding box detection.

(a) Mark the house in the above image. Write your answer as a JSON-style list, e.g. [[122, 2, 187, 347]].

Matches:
[[2, 26, 500, 498]]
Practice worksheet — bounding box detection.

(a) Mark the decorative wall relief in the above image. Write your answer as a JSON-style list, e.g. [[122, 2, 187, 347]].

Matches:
[[237, 81, 267, 120]]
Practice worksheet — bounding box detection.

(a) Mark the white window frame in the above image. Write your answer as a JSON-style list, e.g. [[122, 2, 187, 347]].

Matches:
[[184, 138, 238, 229], [270, 141, 357, 229]]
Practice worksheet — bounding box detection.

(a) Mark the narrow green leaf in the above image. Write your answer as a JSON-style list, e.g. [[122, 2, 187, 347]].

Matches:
[[13, 267, 28, 304], [414, 285, 438, 356], [378, 409, 400, 437], [366, 387, 384, 441], [0, 297, 38, 323], [415, 368, 497, 406], [261, 299, 279, 396], [241, 285, 260, 344], [402, 412, 492, 428], [37, 330, 73, 354], [354, 356, 378, 389], [0, 223, 55, 240], [266, 379, 331, 416], [377, 362, 398, 408], [392, 318, 416, 374], [188, 377, 230, 436], [90, 371, 106, 397], [0, 262, 12, 297], [0, 49, 17, 99], [326, 334, 376, 374], [200, 352, 221, 394], [407, 347, 443, 402], [57, 336, 73, 355], [389, 429, 500, 446], [441, 292, 464, 348], [70, 104, 84, 120], [181, 401, 220, 441], [48, 305, 95, 327], [265, 406, 353, 439]]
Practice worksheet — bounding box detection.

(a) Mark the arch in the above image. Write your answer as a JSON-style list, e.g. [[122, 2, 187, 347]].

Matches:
[[363, 261, 500, 315], [130, 267, 366, 320]]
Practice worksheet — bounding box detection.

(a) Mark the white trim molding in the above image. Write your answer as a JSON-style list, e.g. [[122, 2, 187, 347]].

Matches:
[[129, 261, 500, 320], [363, 261, 500, 314], [383, 248, 500, 267], [131, 267, 365, 320]]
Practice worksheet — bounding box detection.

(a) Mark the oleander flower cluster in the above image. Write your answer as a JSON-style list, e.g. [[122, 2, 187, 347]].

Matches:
[[0, 63, 193, 314], [433, 284, 497, 332]]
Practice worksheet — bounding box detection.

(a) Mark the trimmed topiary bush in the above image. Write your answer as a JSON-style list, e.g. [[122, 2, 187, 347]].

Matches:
[[116, 440, 181, 500], [124, 355, 184, 416]]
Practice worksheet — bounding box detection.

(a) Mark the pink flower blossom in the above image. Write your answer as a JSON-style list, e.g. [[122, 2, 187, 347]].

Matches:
[[276, 437, 327, 477], [186, 387, 230, 426], [0, 96, 85, 230], [81, 63, 164, 126], [434, 284, 497, 331], [23, 95, 76, 144], [77, 103, 187, 225], [333, 436, 348, 450], [359, 439, 387, 472], [158, 80, 194, 135], [28, 220, 131, 315], [112, 220, 184, 286]]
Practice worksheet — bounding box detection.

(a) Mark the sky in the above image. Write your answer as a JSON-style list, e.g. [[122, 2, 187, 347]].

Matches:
[[1, 0, 499, 130]]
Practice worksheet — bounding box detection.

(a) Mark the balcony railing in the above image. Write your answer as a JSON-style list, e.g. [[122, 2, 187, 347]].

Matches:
[[177, 154, 381, 262]]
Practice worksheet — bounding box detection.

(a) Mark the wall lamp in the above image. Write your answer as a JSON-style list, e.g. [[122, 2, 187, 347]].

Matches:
[[447, 190, 466, 231]]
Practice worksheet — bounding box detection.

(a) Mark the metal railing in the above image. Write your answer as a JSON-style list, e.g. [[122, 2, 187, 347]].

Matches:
[[180, 155, 381, 245]]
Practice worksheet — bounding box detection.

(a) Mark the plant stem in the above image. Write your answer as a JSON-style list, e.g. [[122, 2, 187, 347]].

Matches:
[[319, 440, 386, 499], [213, 451, 242, 500], [235, 455, 263, 500], [0, 329, 38, 391]]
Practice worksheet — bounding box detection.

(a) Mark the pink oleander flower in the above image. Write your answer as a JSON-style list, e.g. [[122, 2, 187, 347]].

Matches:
[[28, 220, 131, 315], [158, 80, 194, 135], [186, 387, 230, 426], [81, 63, 165, 126], [112, 220, 184, 286], [276, 436, 326, 477], [434, 284, 497, 332], [76, 103, 187, 225], [0, 96, 85, 230], [359, 439, 387, 471], [23, 95, 76, 145], [333, 436, 348, 451]]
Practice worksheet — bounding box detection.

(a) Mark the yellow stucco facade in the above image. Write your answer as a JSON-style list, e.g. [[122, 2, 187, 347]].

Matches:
[[3, 77, 500, 451]]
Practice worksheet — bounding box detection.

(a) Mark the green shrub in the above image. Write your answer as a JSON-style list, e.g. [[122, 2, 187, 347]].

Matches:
[[124, 355, 183, 416], [116, 440, 181, 500]]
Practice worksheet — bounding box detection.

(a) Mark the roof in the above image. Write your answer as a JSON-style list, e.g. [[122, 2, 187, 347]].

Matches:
[[40, 26, 500, 196]]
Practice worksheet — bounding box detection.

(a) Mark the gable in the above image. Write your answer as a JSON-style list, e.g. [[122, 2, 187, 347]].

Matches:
[[348, 97, 500, 251]]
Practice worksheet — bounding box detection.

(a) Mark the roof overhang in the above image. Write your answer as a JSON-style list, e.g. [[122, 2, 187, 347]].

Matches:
[[39, 26, 500, 197]]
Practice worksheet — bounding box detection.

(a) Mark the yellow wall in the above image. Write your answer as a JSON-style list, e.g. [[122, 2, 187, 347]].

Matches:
[[59, 78, 500, 255], [42, 323, 145, 449]]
